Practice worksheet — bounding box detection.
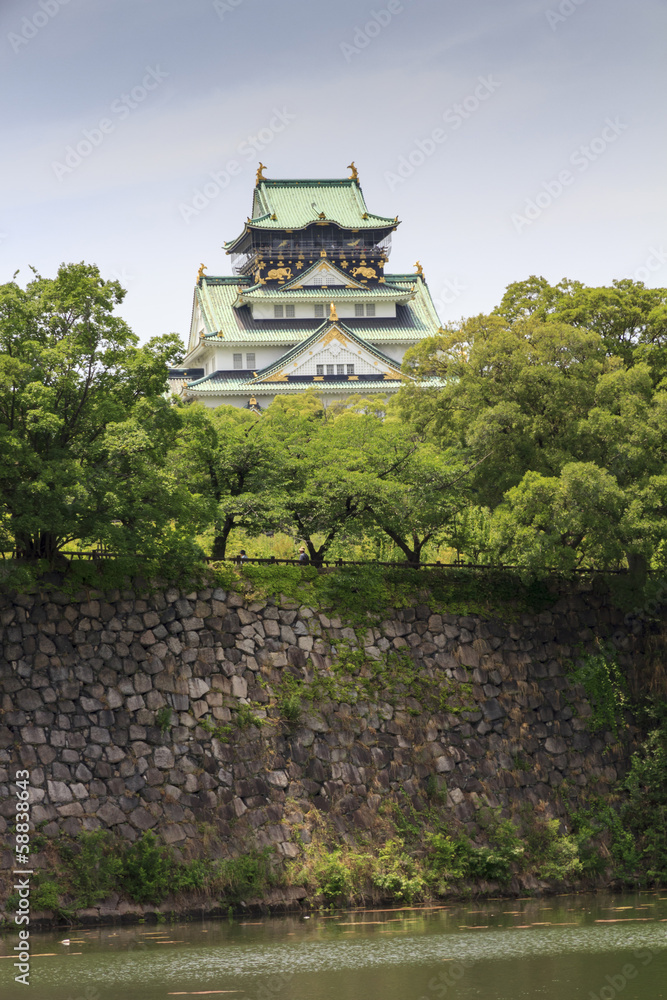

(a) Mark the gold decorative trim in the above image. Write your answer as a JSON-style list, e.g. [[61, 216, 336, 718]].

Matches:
[[322, 326, 347, 346]]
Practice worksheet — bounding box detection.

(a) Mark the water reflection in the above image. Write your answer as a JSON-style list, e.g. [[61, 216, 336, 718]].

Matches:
[[1, 893, 666, 1000]]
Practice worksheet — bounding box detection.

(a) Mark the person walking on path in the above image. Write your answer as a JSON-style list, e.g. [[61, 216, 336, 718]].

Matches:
[[298, 546, 309, 565]]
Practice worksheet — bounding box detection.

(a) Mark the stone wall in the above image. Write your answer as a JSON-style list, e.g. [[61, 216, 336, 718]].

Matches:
[[0, 582, 644, 873]]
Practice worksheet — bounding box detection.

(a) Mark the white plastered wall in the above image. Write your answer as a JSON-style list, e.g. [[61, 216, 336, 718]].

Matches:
[[250, 301, 396, 320]]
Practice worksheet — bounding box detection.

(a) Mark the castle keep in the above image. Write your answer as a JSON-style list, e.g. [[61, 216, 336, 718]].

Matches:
[[170, 165, 443, 408]]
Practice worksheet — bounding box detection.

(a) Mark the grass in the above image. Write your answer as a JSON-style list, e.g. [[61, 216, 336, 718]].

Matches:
[[285, 808, 590, 906], [0, 553, 551, 626], [232, 563, 553, 624], [0, 831, 279, 921]]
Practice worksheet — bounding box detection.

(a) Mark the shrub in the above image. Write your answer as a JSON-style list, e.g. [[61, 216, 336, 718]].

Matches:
[[567, 645, 628, 735], [156, 706, 172, 734], [62, 830, 124, 907], [214, 850, 275, 902], [32, 880, 65, 914], [278, 689, 302, 725], [234, 703, 264, 730], [174, 859, 212, 893], [622, 725, 667, 880], [371, 840, 426, 902], [121, 832, 175, 903], [424, 821, 524, 888], [526, 818, 583, 881]]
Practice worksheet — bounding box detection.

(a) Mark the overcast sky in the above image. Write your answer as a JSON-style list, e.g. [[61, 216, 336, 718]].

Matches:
[[2, 0, 666, 342]]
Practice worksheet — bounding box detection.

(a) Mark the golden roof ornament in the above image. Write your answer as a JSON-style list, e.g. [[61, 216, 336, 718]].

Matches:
[[196, 263, 207, 283], [347, 161, 359, 182], [329, 302, 339, 321], [413, 260, 424, 277], [256, 162, 267, 184]]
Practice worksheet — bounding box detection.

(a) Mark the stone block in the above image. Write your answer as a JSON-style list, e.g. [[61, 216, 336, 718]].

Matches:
[[188, 677, 211, 699], [129, 806, 157, 830], [231, 676, 248, 698], [267, 769, 289, 788], [98, 801, 127, 826], [17, 689, 42, 711], [21, 726, 46, 744], [545, 736, 568, 754], [47, 780, 73, 803], [154, 747, 175, 769]]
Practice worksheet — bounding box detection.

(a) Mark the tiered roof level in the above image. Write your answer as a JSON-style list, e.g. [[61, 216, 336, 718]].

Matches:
[[171, 164, 443, 408]]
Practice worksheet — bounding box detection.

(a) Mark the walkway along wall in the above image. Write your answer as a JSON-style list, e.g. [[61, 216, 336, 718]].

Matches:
[[0, 582, 648, 886]]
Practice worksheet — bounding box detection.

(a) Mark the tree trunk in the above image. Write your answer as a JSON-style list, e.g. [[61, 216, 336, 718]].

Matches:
[[627, 551, 648, 589], [14, 531, 61, 563], [378, 526, 431, 565], [211, 515, 235, 560]]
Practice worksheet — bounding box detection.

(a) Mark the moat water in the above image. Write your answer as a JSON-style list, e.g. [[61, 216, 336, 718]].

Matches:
[[1, 893, 666, 1000]]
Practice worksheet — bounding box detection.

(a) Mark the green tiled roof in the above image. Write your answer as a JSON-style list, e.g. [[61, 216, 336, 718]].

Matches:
[[247, 320, 406, 384], [193, 275, 441, 349], [236, 285, 413, 303], [186, 377, 433, 397], [224, 178, 397, 247]]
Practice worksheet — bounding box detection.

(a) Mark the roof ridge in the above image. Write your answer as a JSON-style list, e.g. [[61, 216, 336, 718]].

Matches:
[[257, 178, 359, 185]]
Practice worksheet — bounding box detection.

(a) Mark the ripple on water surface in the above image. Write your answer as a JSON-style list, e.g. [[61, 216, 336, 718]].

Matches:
[[1, 894, 666, 1000]]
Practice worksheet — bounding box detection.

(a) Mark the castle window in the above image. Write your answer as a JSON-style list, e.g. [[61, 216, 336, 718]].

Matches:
[[316, 365, 324, 375], [233, 353, 243, 369], [285, 304, 295, 318], [354, 303, 364, 317], [274, 305, 284, 318], [246, 353, 255, 369], [366, 304, 376, 317], [326, 365, 334, 375], [337, 364, 345, 375], [314, 304, 325, 317], [347, 364, 355, 375]]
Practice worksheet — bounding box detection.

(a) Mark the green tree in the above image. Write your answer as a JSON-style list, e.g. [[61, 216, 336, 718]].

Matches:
[[170, 402, 277, 559], [0, 263, 186, 560], [260, 394, 392, 566], [492, 462, 627, 572], [495, 276, 667, 369], [401, 313, 610, 505], [401, 280, 667, 574], [362, 437, 479, 564]]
